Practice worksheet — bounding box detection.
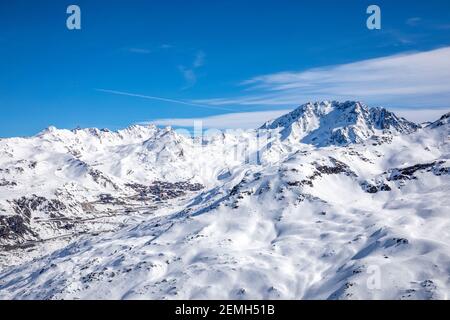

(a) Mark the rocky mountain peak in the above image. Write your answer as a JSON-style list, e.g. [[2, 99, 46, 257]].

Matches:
[[427, 112, 450, 128], [261, 101, 419, 146]]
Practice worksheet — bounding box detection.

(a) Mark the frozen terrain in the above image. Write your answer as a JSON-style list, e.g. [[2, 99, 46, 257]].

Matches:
[[0, 101, 449, 299]]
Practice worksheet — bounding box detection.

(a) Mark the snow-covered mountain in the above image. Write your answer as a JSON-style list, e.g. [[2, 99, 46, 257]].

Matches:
[[260, 101, 419, 146], [428, 112, 450, 129], [0, 101, 449, 300]]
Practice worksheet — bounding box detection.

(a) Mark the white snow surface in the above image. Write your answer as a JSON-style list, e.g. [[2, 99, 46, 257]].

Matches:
[[0, 101, 449, 300]]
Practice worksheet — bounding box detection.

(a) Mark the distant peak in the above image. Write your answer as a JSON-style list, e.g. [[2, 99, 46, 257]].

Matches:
[[36, 125, 62, 137], [427, 112, 450, 128], [260, 101, 418, 147]]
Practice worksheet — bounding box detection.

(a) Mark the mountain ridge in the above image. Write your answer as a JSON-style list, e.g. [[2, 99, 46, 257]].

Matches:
[[0, 101, 449, 299], [260, 101, 419, 146]]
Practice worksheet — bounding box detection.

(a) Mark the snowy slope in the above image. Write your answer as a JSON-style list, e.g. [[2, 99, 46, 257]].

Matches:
[[0, 102, 449, 300], [0, 124, 267, 250]]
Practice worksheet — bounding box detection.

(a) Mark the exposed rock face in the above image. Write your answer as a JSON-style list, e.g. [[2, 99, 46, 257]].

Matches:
[[360, 181, 392, 193], [11, 195, 67, 218], [387, 161, 448, 181], [0, 215, 36, 242], [0, 179, 17, 187]]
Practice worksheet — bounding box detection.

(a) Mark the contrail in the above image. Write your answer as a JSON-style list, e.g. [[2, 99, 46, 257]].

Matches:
[[95, 88, 234, 111]]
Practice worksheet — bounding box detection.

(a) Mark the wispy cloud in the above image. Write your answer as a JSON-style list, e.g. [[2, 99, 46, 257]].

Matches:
[[127, 47, 152, 54], [193, 51, 205, 68], [95, 88, 233, 111], [179, 50, 206, 89], [195, 47, 450, 108], [145, 109, 291, 129], [404, 17, 450, 31], [123, 43, 174, 54], [159, 44, 173, 49], [178, 66, 197, 89], [406, 17, 422, 26], [392, 107, 449, 123]]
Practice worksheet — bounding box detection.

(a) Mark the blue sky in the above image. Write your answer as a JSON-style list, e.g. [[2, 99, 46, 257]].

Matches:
[[1, 0, 450, 137]]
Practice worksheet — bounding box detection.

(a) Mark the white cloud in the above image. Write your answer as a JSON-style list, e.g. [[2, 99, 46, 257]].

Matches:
[[195, 47, 450, 108], [178, 66, 197, 88], [193, 51, 205, 68], [406, 17, 422, 26], [179, 51, 206, 89], [159, 44, 173, 49], [392, 107, 449, 123], [146, 109, 291, 129], [127, 48, 152, 54]]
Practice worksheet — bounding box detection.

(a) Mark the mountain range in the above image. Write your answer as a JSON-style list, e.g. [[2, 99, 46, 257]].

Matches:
[[0, 101, 449, 299]]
